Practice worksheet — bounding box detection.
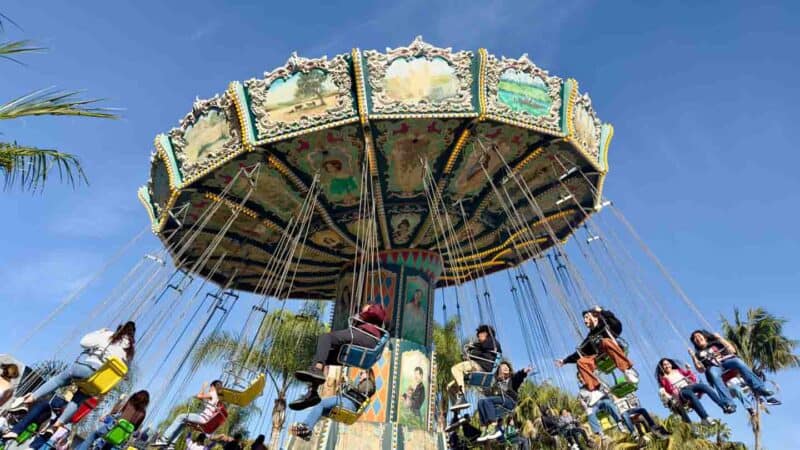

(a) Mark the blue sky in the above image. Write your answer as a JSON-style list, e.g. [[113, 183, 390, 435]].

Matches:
[[1, 0, 799, 447]]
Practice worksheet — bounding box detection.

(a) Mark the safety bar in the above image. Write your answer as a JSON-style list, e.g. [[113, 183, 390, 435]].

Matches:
[[462, 343, 501, 364]]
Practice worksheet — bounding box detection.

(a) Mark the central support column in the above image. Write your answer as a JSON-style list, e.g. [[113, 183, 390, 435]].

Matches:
[[290, 250, 446, 450]]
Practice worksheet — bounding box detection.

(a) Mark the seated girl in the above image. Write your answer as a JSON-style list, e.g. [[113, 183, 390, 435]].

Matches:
[[656, 358, 731, 426], [11, 322, 136, 434], [557, 409, 589, 449], [153, 381, 223, 447], [289, 369, 375, 441], [689, 330, 780, 405], [77, 390, 149, 450], [290, 303, 385, 410], [475, 362, 533, 442]]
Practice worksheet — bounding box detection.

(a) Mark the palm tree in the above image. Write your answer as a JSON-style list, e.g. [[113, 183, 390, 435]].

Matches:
[[1, 15, 117, 192], [720, 307, 800, 450], [190, 307, 327, 449], [432, 317, 462, 429]]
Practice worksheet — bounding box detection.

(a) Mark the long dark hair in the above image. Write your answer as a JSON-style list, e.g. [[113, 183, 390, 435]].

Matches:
[[689, 329, 716, 351], [111, 321, 136, 360], [654, 358, 682, 382], [128, 390, 150, 411]]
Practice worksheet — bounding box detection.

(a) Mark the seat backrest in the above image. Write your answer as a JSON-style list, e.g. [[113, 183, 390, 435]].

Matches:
[[465, 371, 494, 388], [76, 356, 128, 396], [104, 419, 136, 446], [337, 333, 389, 369], [328, 399, 370, 425], [70, 397, 100, 424], [197, 404, 228, 434], [722, 369, 741, 385]]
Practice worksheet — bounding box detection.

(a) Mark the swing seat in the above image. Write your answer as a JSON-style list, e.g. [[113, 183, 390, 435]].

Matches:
[[609, 379, 638, 398], [464, 351, 502, 388], [71, 396, 100, 424], [596, 411, 616, 432], [218, 373, 266, 407], [75, 357, 128, 396], [328, 399, 370, 425], [189, 404, 228, 434], [595, 338, 628, 374], [104, 419, 136, 446], [337, 328, 390, 369], [16, 423, 38, 444]]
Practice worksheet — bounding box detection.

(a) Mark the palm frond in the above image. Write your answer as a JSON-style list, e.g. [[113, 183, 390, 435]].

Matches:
[[0, 39, 44, 65], [1, 142, 88, 191], [0, 87, 119, 120]]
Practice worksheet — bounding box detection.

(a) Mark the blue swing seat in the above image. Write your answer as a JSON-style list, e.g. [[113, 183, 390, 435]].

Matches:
[[337, 316, 390, 369], [463, 346, 502, 388]]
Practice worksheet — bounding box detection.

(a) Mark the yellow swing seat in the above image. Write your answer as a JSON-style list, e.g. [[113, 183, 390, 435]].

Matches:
[[328, 399, 370, 425], [75, 356, 128, 396], [218, 373, 266, 407]]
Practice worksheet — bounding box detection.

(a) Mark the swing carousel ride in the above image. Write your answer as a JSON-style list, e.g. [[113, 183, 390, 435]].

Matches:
[[9, 38, 728, 450]]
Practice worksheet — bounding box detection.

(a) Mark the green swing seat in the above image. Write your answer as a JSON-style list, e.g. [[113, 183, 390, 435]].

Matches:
[[104, 419, 136, 446]]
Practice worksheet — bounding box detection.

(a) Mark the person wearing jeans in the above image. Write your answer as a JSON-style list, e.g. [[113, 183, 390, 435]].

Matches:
[[585, 397, 623, 435], [154, 382, 222, 447], [477, 396, 516, 426], [689, 330, 779, 404], [25, 356, 98, 425], [621, 407, 669, 439], [289, 370, 375, 441], [657, 358, 731, 424]]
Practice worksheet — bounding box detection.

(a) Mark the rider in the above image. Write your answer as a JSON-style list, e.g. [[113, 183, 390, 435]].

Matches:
[[153, 381, 224, 447], [447, 325, 502, 411], [289, 369, 376, 441], [557, 409, 588, 450], [290, 303, 386, 410], [475, 361, 533, 443], [656, 358, 731, 425], [77, 390, 149, 450], [578, 382, 624, 439], [556, 307, 637, 392], [10, 322, 136, 434], [688, 330, 780, 406]]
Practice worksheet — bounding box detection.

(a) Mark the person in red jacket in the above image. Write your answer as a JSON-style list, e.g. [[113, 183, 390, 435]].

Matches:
[[290, 303, 387, 410], [655, 358, 733, 426]]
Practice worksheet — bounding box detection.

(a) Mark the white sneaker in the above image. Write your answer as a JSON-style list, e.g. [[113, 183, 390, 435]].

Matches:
[[701, 417, 718, 427], [570, 444, 580, 450], [623, 368, 639, 384], [151, 439, 170, 447]]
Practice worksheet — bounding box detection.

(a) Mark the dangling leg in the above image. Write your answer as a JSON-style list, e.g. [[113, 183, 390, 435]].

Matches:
[[576, 356, 601, 391], [597, 339, 637, 383], [721, 358, 776, 398], [679, 388, 714, 425]]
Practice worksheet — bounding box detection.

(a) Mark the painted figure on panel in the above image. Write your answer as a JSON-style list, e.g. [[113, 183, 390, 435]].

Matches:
[[401, 277, 428, 345], [397, 347, 430, 428]]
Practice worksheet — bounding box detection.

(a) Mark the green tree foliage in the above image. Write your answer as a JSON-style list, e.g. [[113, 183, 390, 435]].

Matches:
[[0, 16, 117, 192], [190, 308, 326, 449], [721, 307, 800, 450]]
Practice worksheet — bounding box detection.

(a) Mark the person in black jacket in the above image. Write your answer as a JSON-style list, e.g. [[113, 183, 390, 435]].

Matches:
[[402, 367, 426, 418], [447, 325, 502, 410], [475, 361, 533, 442], [555, 307, 638, 392]]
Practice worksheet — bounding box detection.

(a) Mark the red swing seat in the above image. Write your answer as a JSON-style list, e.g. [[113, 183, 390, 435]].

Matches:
[[70, 396, 99, 424], [188, 403, 228, 434]]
